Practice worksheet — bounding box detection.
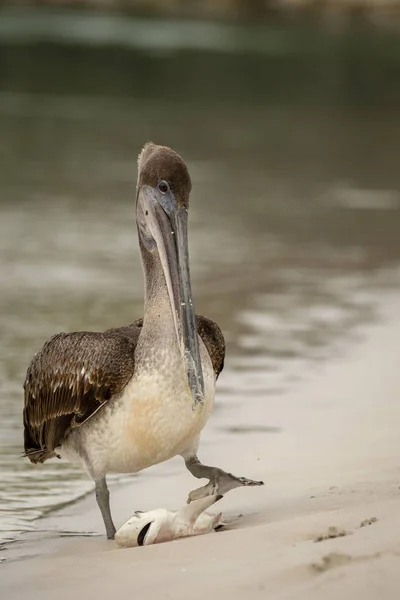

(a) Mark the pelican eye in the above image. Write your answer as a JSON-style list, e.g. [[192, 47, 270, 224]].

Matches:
[[137, 521, 152, 546], [158, 180, 169, 194]]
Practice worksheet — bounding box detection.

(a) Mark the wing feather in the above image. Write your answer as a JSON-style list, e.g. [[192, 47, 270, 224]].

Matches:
[[23, 326, 141, 462], [195, 315, 225, 379]]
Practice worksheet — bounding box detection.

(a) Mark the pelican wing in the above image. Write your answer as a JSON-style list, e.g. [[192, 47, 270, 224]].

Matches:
[[23, 325, 141, 463], [195, 315, 225, 379]]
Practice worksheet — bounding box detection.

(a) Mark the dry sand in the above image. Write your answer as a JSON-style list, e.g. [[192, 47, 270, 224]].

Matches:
[[2, 294, 400, 599]]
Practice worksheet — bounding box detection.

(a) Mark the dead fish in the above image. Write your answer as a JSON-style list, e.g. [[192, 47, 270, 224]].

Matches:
[[115, 495, 241, 548]]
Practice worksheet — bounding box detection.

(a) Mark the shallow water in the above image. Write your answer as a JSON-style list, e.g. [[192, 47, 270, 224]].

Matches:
[[1, 15, 400, 543]]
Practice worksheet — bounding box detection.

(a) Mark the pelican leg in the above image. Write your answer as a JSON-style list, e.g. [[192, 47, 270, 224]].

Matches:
[[185, 455, 263, 503], [95, 477, 116, 539]]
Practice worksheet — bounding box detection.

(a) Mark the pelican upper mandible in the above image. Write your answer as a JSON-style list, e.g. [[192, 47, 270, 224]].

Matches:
[[23, 143, 263, 539]]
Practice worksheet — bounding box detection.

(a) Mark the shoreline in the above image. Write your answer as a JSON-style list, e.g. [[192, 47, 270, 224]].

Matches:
[[1, 292, 400, 598]]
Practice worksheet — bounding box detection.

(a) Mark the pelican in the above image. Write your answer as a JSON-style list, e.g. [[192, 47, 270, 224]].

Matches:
[[23, 143, 263, 539]]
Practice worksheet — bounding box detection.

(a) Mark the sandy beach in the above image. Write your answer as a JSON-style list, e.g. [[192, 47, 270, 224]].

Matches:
[[1, 291, 399, 598]]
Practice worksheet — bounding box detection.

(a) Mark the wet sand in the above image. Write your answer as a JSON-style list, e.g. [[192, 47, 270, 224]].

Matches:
[[2, 293, 400, 599]]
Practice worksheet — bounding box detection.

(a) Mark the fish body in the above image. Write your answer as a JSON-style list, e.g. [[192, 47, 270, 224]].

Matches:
[[115, 495, 241, 548]]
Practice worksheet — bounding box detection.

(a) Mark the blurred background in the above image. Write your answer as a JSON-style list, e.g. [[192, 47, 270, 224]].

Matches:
[[1, 1, 400, 546]]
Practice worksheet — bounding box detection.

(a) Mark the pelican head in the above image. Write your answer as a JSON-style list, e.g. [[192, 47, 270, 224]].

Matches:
[[136, 143, 204, 409]]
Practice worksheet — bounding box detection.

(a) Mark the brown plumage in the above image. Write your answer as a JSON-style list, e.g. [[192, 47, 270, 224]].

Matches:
[[137, 142, 191, 209], [23, 316, 224, 464], [22, 143, 264, 542]]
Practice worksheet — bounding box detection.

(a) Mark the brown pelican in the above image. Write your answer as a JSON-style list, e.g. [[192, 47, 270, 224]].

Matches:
[[23, 143, 263, 540]]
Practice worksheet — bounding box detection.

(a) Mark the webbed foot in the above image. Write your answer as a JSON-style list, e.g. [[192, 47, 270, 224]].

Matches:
[[185, 457, 264, 503]]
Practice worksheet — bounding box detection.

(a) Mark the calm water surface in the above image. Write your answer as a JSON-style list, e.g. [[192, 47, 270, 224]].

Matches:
[[1, 17, 400, 544]]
